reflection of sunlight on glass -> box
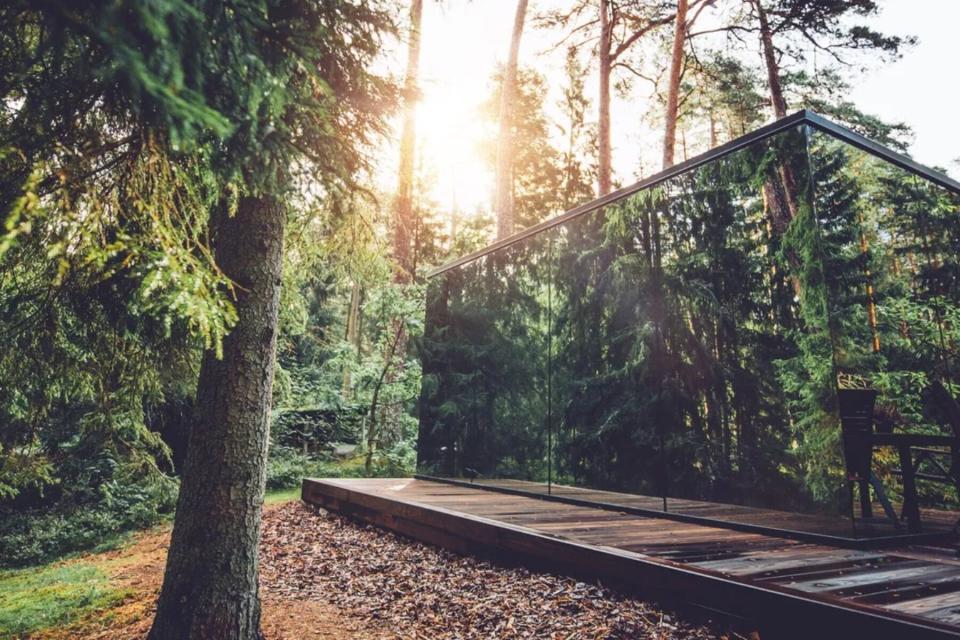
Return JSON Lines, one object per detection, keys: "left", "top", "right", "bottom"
{"left": 416, "top": 87, "right": 492, "bottom": 217}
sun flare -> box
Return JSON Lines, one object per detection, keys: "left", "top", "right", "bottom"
{"left": 414, "top": 87, "right": 493, "bottom": 217}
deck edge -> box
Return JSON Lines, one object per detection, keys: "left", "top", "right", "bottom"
{"left": 302, "top": 477, "right": 960, "bottom": 639}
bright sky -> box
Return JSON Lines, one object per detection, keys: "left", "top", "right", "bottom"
{"left": 850, "top": 0, "right": 960, "bottom": 174}
{"left": 384, "top": 0, "right": 960, "bottom": 217}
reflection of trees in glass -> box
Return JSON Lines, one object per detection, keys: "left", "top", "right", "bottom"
{"left": 549, "top": 127, "right": 834, "bottom": 509}
{"left": 810, "top": 132, "right": 960, "bottom": 508}
{"left": 550, "top": 202, "right": 666, "bottom": 495}
{"left": 418, "top": 238, "right": 551, "bottom": 480}
{"left": 660, "top": 140, "right": 801, "bottom": 502}
{"left": 775, "top": 131, "right": 847, "bottom": 505}
{"left": 659, "top": 128, "right": 828, "bottom": 507}
{"left": 418, "top": 123, "right": 960, "bottom": 518}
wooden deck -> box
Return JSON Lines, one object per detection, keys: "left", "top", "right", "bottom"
{"left": 438, "top": 477, "right": 959, "bottom": 544}
{"left": 302, "top": 477, "right": 960, "bottom": 639}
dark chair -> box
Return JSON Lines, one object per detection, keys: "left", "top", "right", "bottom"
{"left": 838, "top": 388, "right": 881, "bottom": 520}
{"left": 893, "top": 381, "right": 960, "bottom": 531}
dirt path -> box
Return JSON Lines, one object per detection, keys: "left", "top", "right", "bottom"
{"left": 30, "top": 502, "right": 388, "bottom": 640}
{"left": 28, "top": 501, "right": 730, "bottom": 640}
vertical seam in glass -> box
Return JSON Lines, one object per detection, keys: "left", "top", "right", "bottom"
{"left": 547, "top": 232, "right": 553, "bottom": 494}
{"left": 802, "top": 123, "right": 857, "bottom": 536}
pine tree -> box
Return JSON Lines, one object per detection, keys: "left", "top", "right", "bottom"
{"left": 494, "top": 0, "right": 530, "bottom": 240}
{"left": 0, "top": 2, "right": 395, "bottom": 636}
{"left": 538, "top": 1, "right": 675, "bottom": 194}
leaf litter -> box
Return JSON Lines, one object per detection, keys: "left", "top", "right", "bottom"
{"left": 260, "top": 501, "right": 741, "bottom": 640}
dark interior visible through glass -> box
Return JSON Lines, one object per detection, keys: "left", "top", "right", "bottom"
{"left": 416, "top": 114, "right": 960, "bottom": 541}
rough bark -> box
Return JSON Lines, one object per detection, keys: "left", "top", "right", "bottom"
{"left": 149, "top": 194, "right": 285, "bottom": 640}
{"left": 597, "top": 0, "right": 613, "bottom": 196}
{"left": 752, "top": 0, "right": 799, "bottom": 252}
{"left": 393, "top": 0, "right": 424, "bottom": 283}
{"left": 662, "top": 0, "right": 689, "bottom": 169}
{"left": 494, "top": 0, "right": 529, "bottom": 240}
{"left": 595, "top": 1, "right": 673, "bottom": 193}
{"left": 754, "top": 0, "right": 787, "bottom": 119}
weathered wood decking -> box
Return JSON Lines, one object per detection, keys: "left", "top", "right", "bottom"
{"left": 302, "top": 477, "right": 960, "bottom": 639}
{"left": 429, "top": 477, "right": 958, "bottom": 545}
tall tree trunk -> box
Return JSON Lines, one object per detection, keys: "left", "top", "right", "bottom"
{"left": 662, "top": 0, "right": 689, "bottom": 169}
{"left": 494, "top": 0, "right": 529, "bottom": 240}
{"left": 857, "top": 216, "right": 881, "bottom": 352}
{"left": 393, "top": 0, "right": 424, "bottom": 283}
{"left": 752, "top": 0, "right": 799, "bottom": 248}
{"left": 753, "top": 0, "right": 787, "bottom": 119}
{"left": 598, "top": 0, "right": 613, "bottom": 196}
{"left": 149, "top": 194, "right": 285, "bottom": 640}
{"left": 379, "top": 0, "right": 423, "bottom": 467}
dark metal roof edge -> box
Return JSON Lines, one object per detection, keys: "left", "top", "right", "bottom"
{"left": 427, "top": 109, "right": 960, "bottom": 279}
{"left": 803, "top": 111, "right": 960, "bottom": 194}
{"left": 426, "top": 110, "right": 807, "bottom": 278}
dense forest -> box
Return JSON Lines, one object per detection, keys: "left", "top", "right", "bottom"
{"left": 418, "top": 121, "right": 960, "bottom": 532}
{"left": 0, "top": 0, "right": 955, "bottom": 638}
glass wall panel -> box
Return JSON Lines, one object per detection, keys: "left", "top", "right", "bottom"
{"left": 417, "top": 117, "right": 960, "bottom": 540}
{"left": 546, "top": 124, "right": 854, "bottom": 535}
{"left": 417, "top": 230, "right": 553, "bottom": 490}
{"left": 549, "top": 204, "right": 669, "bottom": 509}
{"left": 809, "top": 129, "right": 960, "bottom": 534}
{"left": 649, "top": 124, "right": 854, "bottom": 534}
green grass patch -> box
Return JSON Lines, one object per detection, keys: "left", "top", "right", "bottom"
{"left": 264, "top": 487, "right": 301, "bottom": 505}
{"left": 0, "top": 562, "right": 126, "bottom": 637}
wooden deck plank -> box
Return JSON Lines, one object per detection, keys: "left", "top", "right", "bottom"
{"left": 785, "top": 561, "right": 943, "bottom": 593}
{"left": 443, "top": 477, "right": 958, "bottom": 543}
{"left": 886, "top": 591, "right": 960, "bottom": 624}
{"left": 302, "top": 478, "right": 960, "bottom": 638}
{"left": 694, "top": 548, "right": 882, "bottom": 576}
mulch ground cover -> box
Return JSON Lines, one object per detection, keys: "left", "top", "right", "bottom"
{"left": 260, "top": 501, "right": 743, "bottom": 640}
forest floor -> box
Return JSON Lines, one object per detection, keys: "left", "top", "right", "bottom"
{"left": 2, "top": 491, "right": 742, "bottom": 640}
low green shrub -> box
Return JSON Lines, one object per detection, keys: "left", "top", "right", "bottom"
{"left": 265, "top": 441, "right": 415, "bottom": 490}
{"left": 266, "top": 446, "right": 314, "bottom": 490}
{"left": 270, "top": 405, "right": 362, "bottom": 453}
{"left": 0, "top": 477, "right": 177, "bottom": 568}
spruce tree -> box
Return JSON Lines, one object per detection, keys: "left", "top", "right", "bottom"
{"left": 0, "top": 2, "right": 394, "bottom": 637}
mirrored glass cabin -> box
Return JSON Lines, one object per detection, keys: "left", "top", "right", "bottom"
{"left": 416, "top": 111, "right": 960, "bottom": 544}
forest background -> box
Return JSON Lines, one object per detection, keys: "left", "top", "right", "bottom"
{"left": 0, "top": 0, "right": 956, "bottom": 571}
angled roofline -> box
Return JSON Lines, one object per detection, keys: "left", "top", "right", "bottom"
{"left": 428, "top": 109, "right": 960, "bottom": 278}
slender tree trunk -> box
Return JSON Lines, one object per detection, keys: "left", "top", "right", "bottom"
{"left": 598, "top": 0, "right": 613, "bottom": 196}
{"left": 393, "top": 0, "right": 424, "bottom": 283}
{"left": 365, "top": 323, "right": 405, "bottom": 475}
{"left": 753, "top": 0, "right": 787, "bottom": 119}
{"left": 341, "top": 281, "right": 363, "bottom": 398}
{"left": 709, "top": 109, "right": 718, "bottom": 147}
{"left": 494, "top": 0, "right": 529, "bottom": 240}
{"left": 149, "top": 195, "right": 285, "bottom": 640}
{"left": 753, "top": 0, "right": 799, "bottom": 244}
{"left": 857, "top": 216, "right": 881, "bottom": 352}
{"left": 662, "top": 0, "right": 689, "bottom": 169}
